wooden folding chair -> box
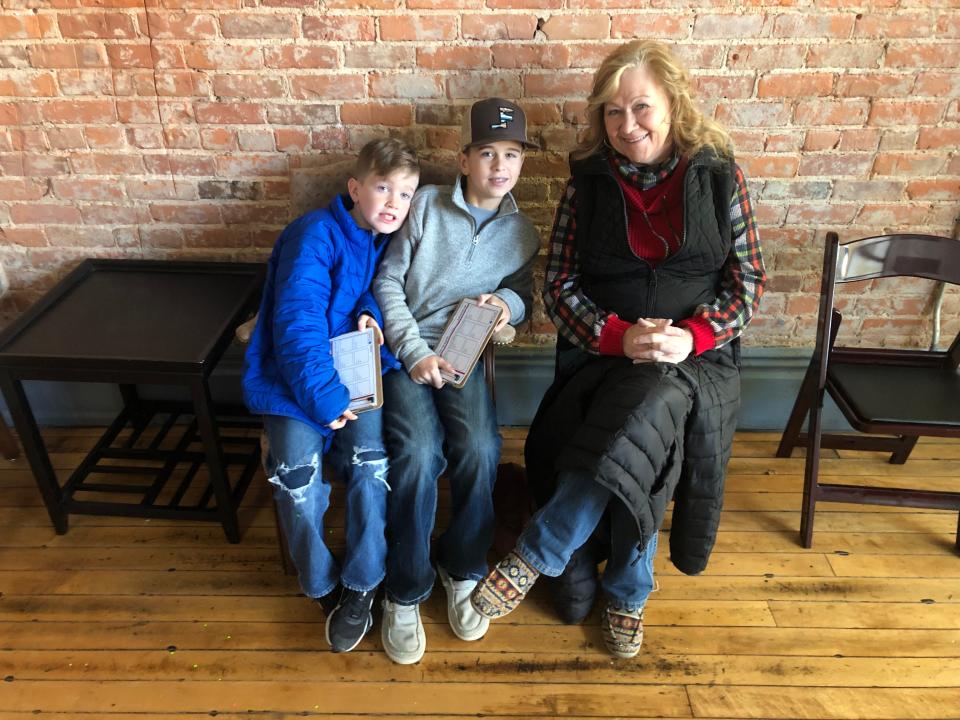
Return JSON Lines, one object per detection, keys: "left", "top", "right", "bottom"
{"left": 776, "top": 232, "right": 960, "bottom": 550}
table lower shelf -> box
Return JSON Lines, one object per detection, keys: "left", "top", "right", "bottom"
{"left": 60, "top": 400, "right": 261, "bottom": 523}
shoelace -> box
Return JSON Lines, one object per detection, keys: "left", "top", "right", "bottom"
{"left": 343, "top": 591, "right": 373, "bottom": 620}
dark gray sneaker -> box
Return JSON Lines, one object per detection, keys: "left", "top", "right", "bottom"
{"left": 325, "top": 588, "right": 376, "bottom": 653}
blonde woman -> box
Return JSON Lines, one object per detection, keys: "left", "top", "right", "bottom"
{"left": 472, "top": 40, "right": 767, "bottom": 658}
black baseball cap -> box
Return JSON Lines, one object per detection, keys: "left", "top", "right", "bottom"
{"left": 460, "top": 97, "right": 540, "bottom": 151}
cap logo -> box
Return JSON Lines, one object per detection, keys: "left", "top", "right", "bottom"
{"left": 490, "top": 106, "right": 514, "bottom": 130}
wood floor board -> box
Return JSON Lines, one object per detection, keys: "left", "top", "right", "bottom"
{"left": 2, "top": 427, "right": 960, "bottom": 718}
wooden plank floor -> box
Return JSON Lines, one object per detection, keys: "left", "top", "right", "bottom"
{"left": 1, "top": 427, "right": 960, "bottom": 719}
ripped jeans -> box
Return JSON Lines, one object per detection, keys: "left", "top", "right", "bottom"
{"left": 263, "top": 412, "right": 389, "bottom": 598}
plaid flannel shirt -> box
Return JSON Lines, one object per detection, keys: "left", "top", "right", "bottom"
{"left": 544, "top": 152, "right": 766, "bottom": 354}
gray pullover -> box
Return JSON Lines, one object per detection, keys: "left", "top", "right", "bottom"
{"left": 373, "top": 176, "right": 540, "bottom": 372}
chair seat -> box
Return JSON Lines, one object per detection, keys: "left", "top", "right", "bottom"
{"left": 829, "top": 362, "right": 960, "bottom": 427}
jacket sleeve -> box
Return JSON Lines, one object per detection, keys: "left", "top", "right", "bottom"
{"left": 354, "top": 289, "right": 383, "bottom": 328}
{"left": 373, "top": 197, "right": 434, "bottom": 371}
{"left": 272, "top": 230, "right": 350, "bottom": 427}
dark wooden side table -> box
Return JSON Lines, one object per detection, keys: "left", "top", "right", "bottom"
{"left": 0, "top": 259, "right": 265, "bottom": 542}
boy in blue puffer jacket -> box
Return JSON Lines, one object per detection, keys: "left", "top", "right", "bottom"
{"left": 243, "top": 138, "right": 419, "bottom": 654}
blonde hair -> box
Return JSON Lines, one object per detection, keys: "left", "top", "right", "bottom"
{"left": 573, "top": 40, "right": 734, "bottom": 161}
{"left": 354, "top": 137, "right": 420, "bottom": 181}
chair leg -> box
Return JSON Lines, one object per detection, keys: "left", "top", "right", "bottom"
{"left": 889, "top": 436, "right": 919, "bottom": 465}
{"left": 799, "top": 390, "right": 826, "bottom": 549}
{"left": 0, "top": 416, "right": 19, "bottom": 460}
{"left": 777, "top": 363, "right": 815, "bottom": 458}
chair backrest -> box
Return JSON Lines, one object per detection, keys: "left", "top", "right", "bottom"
{"left": 812, "top": 232, "right": 960, "bottom": 388}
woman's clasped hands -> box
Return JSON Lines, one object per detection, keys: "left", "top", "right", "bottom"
{"left": 622, "top": 318, "right": 694, "bottom": 365}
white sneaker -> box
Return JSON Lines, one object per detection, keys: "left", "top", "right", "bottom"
{"left": 381, "top": 599, "right": 426, "bottom": 665}
{"left": 438, "top": 566, "right": 490, "bottom": 641}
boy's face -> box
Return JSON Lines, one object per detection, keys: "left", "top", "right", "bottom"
{"left": 458, "top": 141, "right": 525, "bottom": 211}
{"left": 348, "top": 169, "right": 419, "bottom": 234}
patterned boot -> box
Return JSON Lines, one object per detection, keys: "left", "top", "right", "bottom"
{"left": 470, "top": 550, "right": 540, "bottom": 619}
{"left": 601, "top": 604, "right": 644, "bottom": 659}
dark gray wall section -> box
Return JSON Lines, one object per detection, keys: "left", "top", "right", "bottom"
{"left": 1, "top": 344, "right": 850, "bottom": 431}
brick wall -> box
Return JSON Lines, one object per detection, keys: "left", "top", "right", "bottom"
{"left": 1, "top": 0, "right": 958, "bottom": 350}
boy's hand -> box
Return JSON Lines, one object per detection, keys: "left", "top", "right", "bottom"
{"left": 410, "top": 355, "right": 456, "bottom": 388}
{"left": 357, "top": 313, "right": 384, "bottom": 346}
{"left": 327, "top": 409, "right": 358, "bottom": 430}
{"left": 623, "top": 318, "right": 693, "bottom": 364}
{"left": 477, "top": 293, "right": 511, "bottom": 332}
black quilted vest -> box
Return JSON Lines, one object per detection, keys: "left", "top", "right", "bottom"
{"left": 569, "top": 148, "right": 735, "bottom": 329}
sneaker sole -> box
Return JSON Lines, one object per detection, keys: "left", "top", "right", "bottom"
{"left": 325, "top": 610, "right": 373, "bottom": 653}
{"left": 437, "top": 567, "right": 489, "bottom": 642}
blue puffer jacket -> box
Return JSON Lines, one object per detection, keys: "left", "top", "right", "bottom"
{"left": 243, "top": 194, "right": 400, "bottom": 440}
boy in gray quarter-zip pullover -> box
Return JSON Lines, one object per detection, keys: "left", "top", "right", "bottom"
{"left": 372, "top": 97, "right": 540, "bottom": 665}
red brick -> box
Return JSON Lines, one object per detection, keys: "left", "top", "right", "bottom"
{"left": 873, "top": 152, "right": 945, "bottom": 175}
{"left": 798, "top": 153, "right": 874, "bottom": 177}
{"left": 47, "top": 127, "right": 87, "bottom": 150}
{"left": 266, "top": 103, "right": 337, "bottom": 125}
{"left": 22, "top": 154, "right": 70, "bottom": 177}
{"left": 220, "top": 13, "right": 298, "bottom": 39}
{"left": 0, "top": 46, "right": 29, "bottom": 68}
{"left": 806, "top": 42, "right": 883, "bottom": 68}
{"left": 695, "top": 74, "right": 758, "bottom": 99}
{"left": 562, "top": 100, "right": 587, "bottom": 125}
{"left": 212, "top": 74, "right": 285, "bottom": 98}
{"left": 11, "top": 128, "right": 47, "bottom": 152}
{"left": 868, "top": 101, "right": 944, "bottom": 126}
{"left": 887, "top": 42, "right": 960, "bottom": 69}
{"left": 854, "top": 12, "right": 935, "bottom": 38}
{"left": 408, "top": 0, "right": 482, "bottom": 6}
{"left": 340, "top": 102, "right": 412, "bottom": 126}
{"left": 0, "top": 228, "right": 47, "bottom": 247}
{"left": 146, "top": 11, "right": 217, "bottom": 39}
{"left": 302, "top": 14, "right": 374, "bottom": 41}
{"left": 156, "top": 71, "right": 209, "bottom": 97}
{"left": 611, "top": 13, "right": 690, "bottom": 40}
{"left": 344, "top": 44, "right": 415, "bottom": 69}
{"left": 425, "top": 126, "right": 460, "bottom": 151}
{"left": 42, "top": 99, "right": 117, "bottom": 124}
{"left": 486, "top": 0, "right": 559, "bottom": 7}
{"left": 418, "top": 46, "right": 490, "bottom": 70}
{"left": 727, "top": 43, "right": 805, "bottom": 70}
{"left": 139, "top": 226, "right": 183, "bottom": 249}
{"left": 462, "top": 13, "right": 537, "bottom": 40}
{"left": 773, "top": 13, "right": 855, "bottom": 37}
{"left": 519, "top": 101, "right": 561, "bottom": 125}
{"left": 50, "top": 178, "right": 125, "bottom": 201}
{"left": 291, "top": 74, "right": 365, "bottom": 100}
{"left": 913, "top": 72, "right": 960, "bottom": 97}
{"left": 917, "top": 127, "right": 960, "bottom": 149}
{"left": 29, "top": 43, "right": 108, "bottom": 68}
{"left": 838, "top": 128, "right": 880, "bottom": 151}
{"left": 184, "top": 44, "right": 262, "bottom": 70}
{"left": 194, "top": 102, "right": 266, "bottom": 124}
{"left": 45, "top": 227, "right": 117, "bottom": 247}
{"left": 116, "top": 99, "right": 160, "bottom": 123}
{"left": 764, "top": 131, "right": 804, "bottom": 152}
{"left": 80, "top": 126, "right": 122, "bottom": 150}
{"left": 274, "top": 128, "right": 311, "bottom": 152}
{"left": 369, "top": 72, "right": 442, "bottom": 99}
{"left": 729, "top": 130, "right": 765, "bottom": 153}
{"left": 150, "top": 43, "right": 185, "bottom": 70}
{"left": 905, "top": 179, "right": 960, "bottom": 200}
{"left": 0, "top": 13, "right": 45, "bottom": 39}
{"left": 785, "top": 203, "right": 859, "bottom": 225}
{"left": 716, "top": 101, "right": 791, "bottom": 127}
{"left": 199, "top": 128, "right": 238, "bottom": 150}
{"left": 162, "top": 126, "right": 199, "bottom": 149}
{"left": 126, "top": 179, "right": 178, "bottom": 200}
{"left": 57, "top": 11, "right": 140, "bottom": 38}
{"left": 694, "top": 13, "right": 766, "bottom": 39}
{"left": 793, "top": 99, "right": 870, "bottom": 126}
{"left": 379, "top": 15, "right": 456, "bottom": 41}
{"left": 522, "top": 71, "right": 592, "bottom": 98}
{"left": 221, "top": 203, "right": 289, "bottom": 225}
{"left": 450, "top": 72, "right": 523, "bottom": 99}
{"left": 70, "top": 152, "right": 144, "bottom": 175}
{"left": 540, "top": 14, "right": 610, "bottom": 40}
{"left": 264, "top": 44, "right": 339, "bottom": 69}
{"left": 107, "top": 44, "right": 153, "bottom": 69}
{"left": 216, "top": 154, "right": 289, "bottom": 177}
{"left": 238, "top": 129, "right": 275, "bottom": 152}
{"left": 10, "top": 203, "right": 83, "bottom": 224}
{"left": 311, "top": 127, "right": 349, "bottom": 151}
{"left": 56, "top": 69, "right": 115, "bottom": 96}
{"left": 0, "top": 72, "right": 58, "bottom": 97}
{"left": 758, "top": 73, "right": 834, "bottom": 98}
{"left": 325, "top": 0, "right": 395, "bottom": 8}
{"left": 150, "top": 202, "right": 221, "bottom": 224}
{"left": 856, "top": 203, "right": 930, "bottom": 226}
{"left": 836, "top": 73, "right": 914, "bottom": 97}
{"left": 738, "top": 155, "right": 800, "bottom": 178}
{"left": 565, "top": 42, "right": 623, "bottom": 70}
{"left": 673, "top": 43, "right": 727, "bottom": 70}
{"left": 0, "top": 178, "right": 46, "bottom": 201}
{"left": 831, "top": 180, "right": 904, "bottom": 201}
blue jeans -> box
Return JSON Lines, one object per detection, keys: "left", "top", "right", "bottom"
{"left": 264, "top": 411, "right": 388, "bottom": 598}
{"left": 517, "top": 469, "right": 658, "bottom": 611}
{"left": 382, "top": 368, "right": 501, "bottom": 604}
